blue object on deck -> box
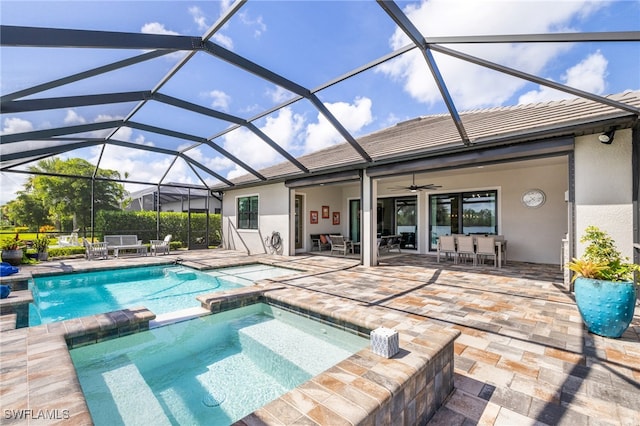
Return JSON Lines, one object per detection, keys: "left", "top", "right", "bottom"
{"left": 0, "top": 262, "right": 19, "bottom": 277}
{"left": 0, "top": 285, "right": 11, "bottom": 299}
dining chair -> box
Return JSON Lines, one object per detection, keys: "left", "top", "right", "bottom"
{"left": 476, "top": 236, "right": 497, "bottom": 267}
{"left": 437, "top": 236, "right": 456, "bottom": 263}
{"left": 456, "top": 236, "right": 476, "bottom": 266}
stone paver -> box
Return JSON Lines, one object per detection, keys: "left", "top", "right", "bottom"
{"left": 1, "top": 250, "right": 638, "bottom": 425}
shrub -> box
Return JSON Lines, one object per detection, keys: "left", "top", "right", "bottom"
{"left": 566, "top": 226, "right": 640, "bottom": 283}
{"left": 39, "top": 225, "right": 56, "bottom": 234}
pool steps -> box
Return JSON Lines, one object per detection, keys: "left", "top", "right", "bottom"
{"left": 238, "top": 319, "right": 360, "bottom": 378}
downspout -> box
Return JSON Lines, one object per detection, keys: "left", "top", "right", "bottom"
{"left": 632, "top": 124, "right": 639, "bottom": 268}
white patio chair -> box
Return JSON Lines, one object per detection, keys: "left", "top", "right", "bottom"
{"left": 58, "top": 230, "right": 79, "bottom": 246}
{"left": 456, "top": 236, "right": 477, "bottom": 266}
{"left": 476, "top": 236, "right": 497, "bottom": 267}
{"left": 437, "top": 236, "right": 456, "bottom": 263}
{"left": 150, "top": 234, "right": 172, "bottom": 256}
{"left": 329, "top": 235, "right": 351, "bottom": 256}
{"left": 83, "top": 239, "right": 108, "bottom": 260}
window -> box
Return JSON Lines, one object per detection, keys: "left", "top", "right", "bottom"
{"left": 429, "top": 190, "right": 498, "bottom": 250}
{"left": 237, "top": 196, "right": 259, "bottom": 229}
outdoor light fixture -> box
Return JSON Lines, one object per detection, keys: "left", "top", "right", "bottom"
{"left": 598, "top": 129, "right": 615, "bottom": 144}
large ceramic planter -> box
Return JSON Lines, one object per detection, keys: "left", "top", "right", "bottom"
{"left": 574, "top": 277, "right": 637, "bottom": 338}
{"left": 1, "top": 249, "right": 23, "bottom": 266}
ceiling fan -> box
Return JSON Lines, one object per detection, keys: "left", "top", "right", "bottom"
{"left": 389, "top": 174, "right": 442, "bottom": 192}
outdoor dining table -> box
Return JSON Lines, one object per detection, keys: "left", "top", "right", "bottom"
{"left": 439, "top": 235, "right": 507, "bottom": 268}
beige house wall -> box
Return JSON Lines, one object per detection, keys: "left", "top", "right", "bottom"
{"left": 574, "top": 129, "right": 634, "bottom": 259}
{"left": 222, "top": 183, "right": 290, "bottom": 255}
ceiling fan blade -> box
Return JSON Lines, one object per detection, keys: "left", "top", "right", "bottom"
{"left": 417, "top": 184, "right": 442, "bottom": 190}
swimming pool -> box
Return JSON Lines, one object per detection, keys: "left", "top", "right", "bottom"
{"left": 71, "top": 303, "right": 369, "bottom": 425}
{"left": 29, "top": 264, "right": 298, "bottom": 326}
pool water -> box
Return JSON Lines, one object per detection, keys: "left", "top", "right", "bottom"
{"left": 71, "top": 303, "right": 369, "bottom": 425}
{"left": 29, "top": 264, "right": 298, "bottom": 326}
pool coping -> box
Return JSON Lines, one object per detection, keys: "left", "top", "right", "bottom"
{"left": 1, "top": 257, "right": 460, "bottom": 425}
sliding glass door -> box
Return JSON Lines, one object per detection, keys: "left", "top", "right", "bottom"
{"left": 429, "top": 190, "right": 497, "bottom": 250}
{"left": 377, "top": 196, "right": 417, "bottom": 250}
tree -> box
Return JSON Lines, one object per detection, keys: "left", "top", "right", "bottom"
{"left": 26, "top": 158, "right": 127, "bottom": 231}
{"left": 4, "top": 192, "right": 49, "bottom": 231}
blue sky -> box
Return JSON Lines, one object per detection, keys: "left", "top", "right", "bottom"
{"left": 1, "top": 0, "right": 639, "bottom": 204}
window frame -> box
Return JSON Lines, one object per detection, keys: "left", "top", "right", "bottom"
{"left": 237, "top": 195, "right": 259, "bottom": 230}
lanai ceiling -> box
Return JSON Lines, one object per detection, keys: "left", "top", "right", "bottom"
{"left": 1, "top": 0, "right": 639, "bottom": 199}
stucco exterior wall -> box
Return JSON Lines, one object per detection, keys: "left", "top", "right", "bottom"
{"left": 222, "top": 183, "right": 290, "bottom": 255}
{"left": 574, "top": 129, "right": 634, "bottom": 258}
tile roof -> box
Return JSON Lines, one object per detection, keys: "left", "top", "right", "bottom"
{"left": 224, "top": 91, "right": 640, "bottom": 187}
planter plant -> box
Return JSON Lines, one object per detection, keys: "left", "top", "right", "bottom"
{"left": 32, "top": 236, "right": 50, "bottom": 261}
{"left": 1, "top": 233, "right": 26, "bottom": 266}
{"left": 566, "top": 226, "right": 640, "bottom": 338}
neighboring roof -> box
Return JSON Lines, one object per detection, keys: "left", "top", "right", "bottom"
{"left": 225, "top": 91, "right": 640, "bottom": 187}
{"left": 128, "top": 184, "right": 211, "bottom": 199}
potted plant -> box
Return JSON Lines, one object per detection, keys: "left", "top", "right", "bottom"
{"left": 566, "top": 226, "right": 640, "bottom": 338}
{"left": 32, "top": 235, "right": 50, "bottom": 261}
{"left": 1, "top": 233, "right": 26, "bottom": 266}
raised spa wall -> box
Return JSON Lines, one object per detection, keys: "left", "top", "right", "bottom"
{"left": 198, "top": 285, "right": 460, "bottom": 425}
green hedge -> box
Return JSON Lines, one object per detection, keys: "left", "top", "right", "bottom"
{"left": 49, "top": 246, "right": 86, "bottom": 257}
{"left": 93, "top": 211, "right": 221, "bottom": 247}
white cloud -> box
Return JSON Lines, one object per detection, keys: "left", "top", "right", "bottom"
{"left": 222, "top": 97, "right": 372, "bottom": 178}
{"left": 239, "top": 11, "right": 267, "bottom": 38}
{"left": 212, "top": 33, "right": 233, "bottom": 50}
{"left": 1, "top": 117, "right": 33, "bottom": 134}
{"left": 189, "top": 6, "right": 208, "bottom": 31}
{"left": 304, "top": 97, "right": 373, "bottom": 153}
{"left": 377, "top": 0, "right": 606, "bottom": 109}
{"left": 182, "top": 146, "right": 235, "bottom": 174}
{"left": 210, "top": 1, "right": 235, "bottom": 49}
{"left": 141, "top": 22, "right": 179, "bottom": 36}
{"left": 0, "top": 172, "right": 27, "bottom": 205}
{"left": 266, "top": 85, "right": 294, "bottom": 104}
{"left": 518, "top": 51, "right": 608, "bottom": 104}
{"left": 140, "top": 23, "right": 186, "bottom": 60}
{"left": 203, "top": 89, "right": 232, "bottom": 111}
{"left": 563, "top": 51, "right": 608, "bottom": 93}
{"left": 223, "top": 107, "right": 305, "bottom": 179}
{"left": 64, "top": 110, "right": 86, "bottom": 125}
{"left": 219, "top": 0, "right": 234, "bottom": 16}
{"left": 89, "top": 113, "right": 126, "bottom": 139}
